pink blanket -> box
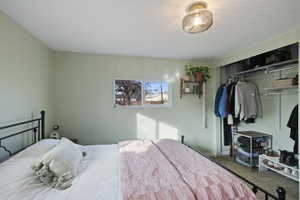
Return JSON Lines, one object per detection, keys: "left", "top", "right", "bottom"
{"left": 119, "top": 139, "right": 256, "bottom": 200}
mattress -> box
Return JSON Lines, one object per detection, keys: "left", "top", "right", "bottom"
{"left": 0, "top": 139, "right": 122, "bottom": 200}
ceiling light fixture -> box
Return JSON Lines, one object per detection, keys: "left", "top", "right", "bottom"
{"left": 182, "top": 1, "right": 213, "bottom": 33}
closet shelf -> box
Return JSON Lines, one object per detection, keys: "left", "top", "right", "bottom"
{"left": 233, "top": 59, "right": 298, "bottom": 77}
{"left": 263, "top": 85, "right": 298, "bottom": 92}
{"left": 262, "top": 85, "right": 298, "bottom": 96}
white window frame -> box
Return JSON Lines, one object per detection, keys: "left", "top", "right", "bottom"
{"left": 113, "top": 79, "right": 172, "bottom": 108}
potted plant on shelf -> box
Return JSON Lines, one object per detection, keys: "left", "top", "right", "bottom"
{"left": 185, "top": 64, "right": 210, "bottom": 81}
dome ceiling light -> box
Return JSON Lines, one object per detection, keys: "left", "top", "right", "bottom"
{"left": 182, "top": 1, "right": 213, "bottom": 33}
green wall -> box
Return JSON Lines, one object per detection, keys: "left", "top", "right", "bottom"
{"left": 0, "top": 10, "right": 53, "bottom": 134}
{"left": 52, "top": 52, "right": 216, "bottom": 153}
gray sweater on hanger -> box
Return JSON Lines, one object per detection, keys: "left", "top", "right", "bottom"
{"left": 235, "top": 81, "right": 263, "bottom": 120}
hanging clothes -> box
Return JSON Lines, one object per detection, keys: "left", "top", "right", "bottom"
{"left": 226, "top": 82, "right": 240, "bottom": 125}
{"left": 227, "top": 83, "right": 236, "bottom": 115}
{"left": 218, "top": 85, "right": 229, "bottom": 118}
{"left": 287, "top": 105, "right": 298, "bottom": 154}
{"left": 215, "top": 84, "right": 232, "bottom": 146}
{"left": 214, "top": 79, "right": 263, "bottom": 148}
{"left": 234, "top": 81, "right": 263, "bottom": 121}
{"left": 214, "top": 84, "right": 225, "bottom": 117}
{"left": 215, "top": 80, "right": 262, "bottom": 123}
{"left": 223, "top": 118, "right": 232, "bottom": 145}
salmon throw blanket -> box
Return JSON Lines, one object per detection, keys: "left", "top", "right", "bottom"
{"left": 119, "top": 139, "right": 256, "bottom": 200}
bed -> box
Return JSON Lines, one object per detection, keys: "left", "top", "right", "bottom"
{"left": 0, "top": 139, "right": 122, "bottom": 200}
{"left": 0, "top": 111, "right": 286, "bottom": 200}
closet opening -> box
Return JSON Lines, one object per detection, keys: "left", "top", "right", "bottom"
{"left": 214, "top": 43, "right": 299, "bottom": 200}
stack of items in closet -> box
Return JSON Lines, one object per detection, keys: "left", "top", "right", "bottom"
{"left": 235, "top": 133, "right": 270, "bottom": 168}
{"left": 214, "top": 78, "right": 263, "bottom": 147}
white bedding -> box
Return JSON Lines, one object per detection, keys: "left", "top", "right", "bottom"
{"left": 0, "top": 139, "right": 122, "bottom": 200}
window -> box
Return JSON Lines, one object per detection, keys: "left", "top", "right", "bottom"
{"left": 114, "top": 80, "right": 171, "bottom": 107}
{"left": 114, "top": 80, "right": 142, "bottom": 106}
{"left": 144, "top": 81, "right": 169, "bottom": 105}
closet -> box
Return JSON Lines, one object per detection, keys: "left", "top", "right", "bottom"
{"left": 217, "top": 43, "right": 298, "bottom": 161}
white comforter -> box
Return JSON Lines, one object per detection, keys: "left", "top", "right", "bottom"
{"left": 0, "top": 139, "right": 122, "bottom": 200}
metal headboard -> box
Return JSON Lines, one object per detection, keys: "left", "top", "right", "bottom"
{"left": 0, "top": 111, "right": 45, "bottom": 157}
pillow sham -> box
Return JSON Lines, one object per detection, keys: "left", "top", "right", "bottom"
{"left": 32, "top": 137, "right": 83, "bottom": 190}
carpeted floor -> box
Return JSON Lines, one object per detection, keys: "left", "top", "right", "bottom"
{"left": 213, "top": 156, "right": 299, "bottom": 200}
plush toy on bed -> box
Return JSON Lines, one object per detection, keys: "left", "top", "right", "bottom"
{"left": 31, "top": 138, "right": 83, "bottom": 190}
{"left": 32, "top": 162, "right": 73, "bottom": 190}
{"left": 49, "top": 125, "right": 61, "bottom": 139}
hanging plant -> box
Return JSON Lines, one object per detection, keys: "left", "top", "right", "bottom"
{"left": 185, "top": 64, "right": 211, "bottom": 81}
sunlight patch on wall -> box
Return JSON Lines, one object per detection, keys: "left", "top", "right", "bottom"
{"left": 158, "top": 122, "right": 178, "bottom": 140}
{"left": 136, "top": 113, "right": 157, "bottom": 140}
{"left": 136, "top": 113, "right": 179, "bottom": 140}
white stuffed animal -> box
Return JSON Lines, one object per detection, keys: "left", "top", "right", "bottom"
{"left": 49, "top": 125, "right": 61, "bottom": 139}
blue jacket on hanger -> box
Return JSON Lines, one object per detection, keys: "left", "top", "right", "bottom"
{"left": 218, "top": 85, "right": 229, "bottom": 118}
{"left": 214, "top": 84, "right": 225, "bottom": 117}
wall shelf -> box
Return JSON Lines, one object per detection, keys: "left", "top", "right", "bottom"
{"left": 180, "top": 79, "right": 203, "bottom": 98}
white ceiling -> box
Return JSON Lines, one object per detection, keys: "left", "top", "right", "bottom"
{"left": 0, "top": 0, "right": 299, "bottom": 59}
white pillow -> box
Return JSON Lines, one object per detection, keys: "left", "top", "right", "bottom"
{"left": 39, "top": 137, "right": 83, "bottom": 177}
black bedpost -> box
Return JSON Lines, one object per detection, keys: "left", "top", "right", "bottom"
{"left": 276, "top": 187, "right": 286, "bottom": 200}
{"left": 33, "top": 128, "right": 37, "bottom": 143}
{"left": 181, "top": 135, "right": 184, "bottom": 144}
{"left": 252, "top": 186, "right": 258, "bottom": 194}
{"left": 40, "top": 110, "right": 45, "bottom": 139}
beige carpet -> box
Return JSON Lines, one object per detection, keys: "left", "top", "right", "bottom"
{"left": 213, "top": 156, "right": 299, "bottom": 200}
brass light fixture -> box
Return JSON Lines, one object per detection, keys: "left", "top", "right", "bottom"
{"left": 182, "top": 1, "right": 213, "bottom": 33}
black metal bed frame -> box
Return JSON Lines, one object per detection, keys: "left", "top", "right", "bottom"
{"left": 181, "top": 136, "right": 287, "bottom": 200}
{"left": 0, "top": 112, "right": 287, "bottom": 200}
{"left": 0, "top": 111, "right": 45, "bottom": 157}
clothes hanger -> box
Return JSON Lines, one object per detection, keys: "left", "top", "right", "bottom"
{"left": 227, "top": 77, "right": 233, "bottom": 84}
{"left": 238, "top": 75, "right": 246, "bottom": 82}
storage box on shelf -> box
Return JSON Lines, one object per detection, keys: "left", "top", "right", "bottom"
{"left": 233, "top": 131, "right": 272, "bottom": 169}
{"left": 259, "top": 154, "right": 299, "bottom": 182}
{"left": 272, "top": 78, "right": 297, "bottom": 89}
